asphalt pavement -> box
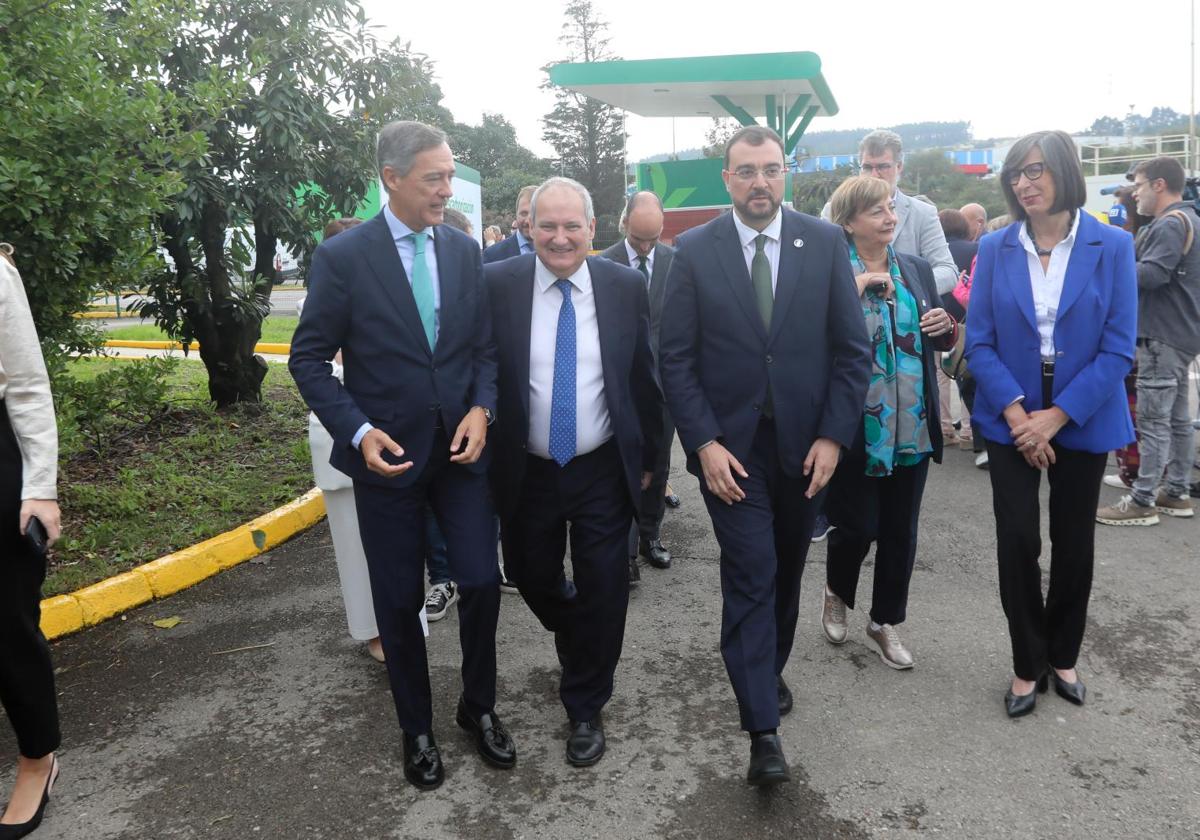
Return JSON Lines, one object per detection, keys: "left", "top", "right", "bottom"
{"left": 4, "top": 441, "right": 1199, "bottom": 839}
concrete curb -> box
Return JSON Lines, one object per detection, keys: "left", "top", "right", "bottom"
{"left": 40, "top": 488, "right": 326, "bottom": 640}
{"left": 103, "top": 339, "right": 292, "bottom": 355}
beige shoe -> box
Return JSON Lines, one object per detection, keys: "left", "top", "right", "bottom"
{"left": 821, "top": 587, "right": 848, "bottom": 645}
{"left": 1155, "top": 491, "right": 1195, "bottom": 518}
{"left": 1096, "top": 495, "right": 1160, "bottom": 526}
{"left": 866, "top": 623, "right": 914, "bottom": 670}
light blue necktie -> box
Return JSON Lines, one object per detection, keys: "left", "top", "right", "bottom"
{"left": 548, "top": 279, "right": 577, "bottom": 467}
{"left": 409, "top": 232, "right": 436, "bottom": 349}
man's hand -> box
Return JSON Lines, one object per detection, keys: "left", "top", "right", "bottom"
{"left": 20, "top": 499, "right": 61, "bottom": 547}
{"left": 641, "top": 471, "right": 653, "bottom": 491}
{"left": 361, "top": 428, "right": 413, "bottom": 477}
{"left": 803, "top": 437, "right": 841, "bottom": 498}
{"left": 449, "top": 406, "right": 488, "bottom": 464}
{"left": 698, "top": 442, "right": 748, "bottom": 505}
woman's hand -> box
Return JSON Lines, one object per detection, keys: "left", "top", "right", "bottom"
{"left": 1010, "top": 407, "right": 1069, "bottom": 451}
{"left": 20, "top": 499, "right": 62, "bottom": 547}
{"left": 855, "top": 271, "right": 893, "bottom": 299}
{"left": 919, "top": 307, "right": 955, "bottom": 337}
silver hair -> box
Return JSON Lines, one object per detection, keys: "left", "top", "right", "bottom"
{"left": 376, "top": 120, "right": 447, "bottom": 179}
{"left": 530, "top": 177, "right": 594, "bottom": 226}
{"left": 859, "top": 129, "right": 904, "bottom": 162}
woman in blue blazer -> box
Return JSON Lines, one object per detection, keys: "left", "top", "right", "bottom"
{"left": 966, "top": 130, "right": 1136, "bottom": 718}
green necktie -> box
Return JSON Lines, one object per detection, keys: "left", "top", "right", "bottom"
{"left": 409, "top": 231, "right": 436, "bottom": 349}
{"left": 637, "top": 254, "right": 650, "bottom": 286}
{"left": 752, "top": 234, "right": 773, "bottom": 329}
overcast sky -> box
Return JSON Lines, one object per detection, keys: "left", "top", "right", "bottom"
{"left": 360, "top": 0, "right": 1197, "bottom": 161}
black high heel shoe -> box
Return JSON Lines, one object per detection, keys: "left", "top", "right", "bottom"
{"left": 1052, "top": 671, "right": 1086, "bottom": 706}
{"left": 0, "top": 755, "right": 59, "bottom": 839}
{"left": 1004, "top": 672, "right": 1049, "bottom": 718}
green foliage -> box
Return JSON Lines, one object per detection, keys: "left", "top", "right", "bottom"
{"left": 792, "top": 166, "right": 857, "bottom": 216}
{"left": 449, "top": 113, "right": 556, "bottom": 227}
{"left": 540, "top": 1, "right": 626, "bottom": 241}
{"left": 900, "top": 150, "right": 1005, "bottom": 218}
{"left": 107, "top": 315, "right": 298, "bottom": 344}
{"left": 0, "top": 0, "right": 205, "bottom": 366}
{"left": 56, "top": 357, "right": 179, "bottom": 458}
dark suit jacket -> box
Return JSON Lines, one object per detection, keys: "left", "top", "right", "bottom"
{"left": 599, "top": 240, "right": 675, "bottom": 362}
{"left": 659, "top": 208, "right": 872, "bottom": 479}
{"left": 485, "top": 254, "right": 665, "bottom": 519}
{"left": 482, "top": 233, "right": 522, "bottom": 264}
{"left": 289, "top": 212, "right": 498, "bottom": 488}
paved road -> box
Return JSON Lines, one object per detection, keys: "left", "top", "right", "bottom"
{"left": 5, "top": 442, "right": 1199, "bottom": 839}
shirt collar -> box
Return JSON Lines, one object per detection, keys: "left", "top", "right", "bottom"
{"left": 515, "top": 230, "right": 532, "bottom": 251}
{"left": 383, "top": 203, "right": 435, "bottom": 243}
{"left": 732, "top": 209, "right": 782, "bottom": 249}
{"left": 624, "top": 239, "right": 653, "bottom": 267}
{"left": 1016, "top": 210, "right": 1080, "bottom": 254}
{"left": 535, "top": 256, "right": 591, "bottom": 295}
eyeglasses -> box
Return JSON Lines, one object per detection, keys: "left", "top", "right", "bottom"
{"left": 859, "top": 162, "right": 895, "bottom": 175}
{"left": 1007, "top": 162, "right": 1046, "bottom": 185}
{"left": 729, "top": 165, "right": 787, "bottom": 182}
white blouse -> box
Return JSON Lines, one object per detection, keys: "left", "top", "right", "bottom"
{"left": 0, "top": 258, "right": 58, "bottom": 499}
{"left": 1016, "top": 212, "right": 1081, "bottom": 362}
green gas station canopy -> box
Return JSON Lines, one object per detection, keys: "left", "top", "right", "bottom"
{"left": 547, "top": 51, "right": 838, "bottom": 154}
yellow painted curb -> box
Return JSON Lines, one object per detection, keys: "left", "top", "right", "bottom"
{"left": 102, "top": 339, "right": 291, "bottom": 354}
{"left": 40, "top": 488, "right": 326, "bottom": 640}
{"left": 74, "top": 311, "right": 121, "bottom": 319}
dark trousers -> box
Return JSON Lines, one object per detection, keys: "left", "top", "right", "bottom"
{"left": 825, "top": 455, "right": 930, "bottom": 626}
{"left": 984, "top": 433, "right": 1107, "bottom": 681}
{"left": 634, "top": 415, "right": 674, "bottom": 545}
{"left": 352, "top": 427, "right": 500, "bottom": 735}
{"left": 501, "top": 440, "right": 632, "bottom": 722}
{"left": 701, "top": 422, "right": 821, "bottom": 732}
{"left": 0, "top": 403, "right": 61, "bottom": 759}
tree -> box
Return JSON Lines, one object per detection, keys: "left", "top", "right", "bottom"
{"left": 540, "top": 1, "right": 626, "bottom": 243}
{"left": 449, "top": 114, "right": 555, "bottom": 226}
{"left": 792, "top": 166, "right": 856, "bottom": 216}
{"left": 0, "top": 0, "right": 202, "bottom": 369}
{"left": 900, "top": 150, "right": 1005, "bottom": 217}
{"left": 139, "top": 0, "right": 450, "bottom": 405}
{"left": 703, "top": 118, "right": 740, "bottom": 159}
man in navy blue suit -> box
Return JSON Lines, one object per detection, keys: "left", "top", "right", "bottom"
{"left": 289, "top": 121, "right": 515, "bottom": 791}
{"left": 660, "top": 126, "right": 871, "bottom": 785}
{"left": 485, "top": 177, "right": 663, "bottom": 767}
{"left": 482, "top": 184, "right": 537, "bottom": 263}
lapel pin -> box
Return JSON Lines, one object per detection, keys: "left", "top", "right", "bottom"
{"left": 793, "top": 238, "right": 804, "bottom": 248}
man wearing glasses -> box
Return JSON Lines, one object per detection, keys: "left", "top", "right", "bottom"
{"left": 660, "top": 126, "right": 871, "bottom": 786}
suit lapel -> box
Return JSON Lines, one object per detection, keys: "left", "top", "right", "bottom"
{"left": 1056, "top": 215, "right": 1102, "bottom": 322}
{"left": 649, "top": 243, "right": 669, "bottom": 313}
{"left": 509, "top": 256, "right": 535, "bottom": 425}
{"left": 893, "top": 191, "right": 912, "bottom": 241}
{"left": 589, "top": 258, "right": 623, "bottom": 423}
{"left": 713, "top": 214, "right": 768, "bottom": 343}
{"left": 769, "top": 211, "right": 805, "bottom": 346}
{"left": 608, "top": 242, "right": 631, "bottom": 267}
{"left": 999, "top": 227, "right": 1039, "bottom": 335}
{"left": 431, "top": 226, "right": 459, "bottom": 355}
{"left": 362, "top": 214, "right": 432, "bottom": 358}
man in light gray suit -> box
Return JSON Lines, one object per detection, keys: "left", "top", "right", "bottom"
{"left": 601, "top": 191, "right": 675, "bottom": 578}
{"left": 822, "top": 129, "right": 958, "bottom": 295}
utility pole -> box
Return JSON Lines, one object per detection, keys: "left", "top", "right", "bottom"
{"left": 1191, "top": 0, "right": 1196, "bottom": 172}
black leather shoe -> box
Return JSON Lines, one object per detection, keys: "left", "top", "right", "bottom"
{"left": 665, "top": 492, "right": 681, "bottom": 509}
{"left": 1052, "top": 672, "right": 1086, "bottom": 706}
{"left": 639, "top": 539, "right": 672, "bottom": 569}
{"left": 746, "top": 733, "right": 790, "bottom": 786}
{"left": 0, "top": 756, "right": 58, "bottom": 839}
{"left": 627, "top": 556, "right": 641, "bottom": 587}
{"left": 777, "top": 676, "right": 793, "bottom": 716}
{"left": 566, "top": 713, "right": 605, "bottom": 767}
{"left": 1004, "top": 673, "right": 1049, "bottom": 719}
{"left": 402, "top": 732, "right": 444, "bottom": 790}
{"left": 456, "top": 697, "right": 517, "bottom": 769}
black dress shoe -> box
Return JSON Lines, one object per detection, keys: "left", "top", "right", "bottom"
{"left": 1003, "top": 673, "right": 1049, "bottom": 719}
{"left": 627, "top": 556, "right": 641, "bottom": 587}
{"left": 664, "top": 493, "right": 681, "bottom": 509}
{"left": 777, "top": 676, "right": 793, "bottom": 716}
{"left": 639, "top": 539, "right": 672, "bottom": 569}
{"left": 0, "top": 756, "right": 58, "bottom": 839}
{"left": 746, "top": 733, "right": 790, "bottom": 786}
{"left": 1052, "top": 672, "right": 1086, "bottom": 706}
{"left": 455, "top": 696, "right": 517, "bottom": 769}
{"left": 402, "top": 732, "right": 444, "bottom": 790}
{"left": 566, "top": 713, "right": 605, "bottom": 767}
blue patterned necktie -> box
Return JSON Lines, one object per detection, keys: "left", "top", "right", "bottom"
{"left": 548, "top": 279, "right": 577, "bottom": 467}
{"left": 408, "top": 232, "right": 436, "bottom": 349}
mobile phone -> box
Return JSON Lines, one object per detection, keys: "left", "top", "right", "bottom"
{"left": 25, "top": 515, "right": 48, "bottom": 557}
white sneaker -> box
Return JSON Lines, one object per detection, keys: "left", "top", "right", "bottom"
{"left": 423, "top": 582, "right": 459, "bottom": 621}
{"left": 1102, "top": 473, "right": 1130, "bottom": 489}
{"left": 974, "top": 451, "right": 989, "bottom": 469}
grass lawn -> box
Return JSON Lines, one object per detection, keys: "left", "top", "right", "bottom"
{"left": 106, "top": 315, "right": 299, "bottom": 345}
{"left": 47, "top": 358, "right": 314, "bottom": 596}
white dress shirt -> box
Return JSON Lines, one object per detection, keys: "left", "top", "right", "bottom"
{"left": 731, "top": 209, "right": 782, "bottom": 293}
{"left": 0, "top": 259, "right": 58, "bottom": 500}
{"left": 1017, "top": 211, "right": 1080, "bottom": 361}
{"left": 527, "top": 258, "right": 612, "bottom": 459}
{"left": 624, "top": 239, "right": 654, "bottom": 285}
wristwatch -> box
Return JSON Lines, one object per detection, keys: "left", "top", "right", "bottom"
{"left": 478, "top": 407, "right": 494, "bottom": 425}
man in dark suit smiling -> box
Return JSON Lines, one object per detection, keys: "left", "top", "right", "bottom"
{"left": 660, "top": 126, "right": 871, "bottom": 785}
{"left": 486, "top": 177, "right": 663, "bottom": 768}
